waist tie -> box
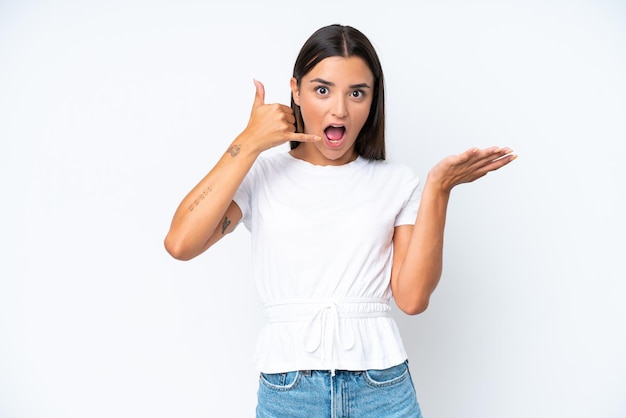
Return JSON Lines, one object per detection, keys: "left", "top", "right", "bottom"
{"left": 264, "top": 298, "right": 391, "bottom": 372}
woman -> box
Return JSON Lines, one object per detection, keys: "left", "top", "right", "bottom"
{"left": 164, "top": 24, "right": 516, "bottom": 417}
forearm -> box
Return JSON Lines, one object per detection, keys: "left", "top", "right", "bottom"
{"left": 164, "top": 136, "right": 259, "bottom": 260}
{"left": 393, "top": 146, "right": 516, "bottom": 314}
{"left": 394, "top": 175, "right": 450, "bottom": 314}
{"left": 164, "top": 78, "right": 325, "bottom": 260}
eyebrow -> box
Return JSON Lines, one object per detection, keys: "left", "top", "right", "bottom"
{"left": 309, "top": 78, "right": 371, "bottom": 89}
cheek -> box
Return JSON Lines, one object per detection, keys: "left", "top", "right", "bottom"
{"left": 299, "top": 100, "right": 323, "bottom": 125}
{"left": 354, "top": 102, "right": 373, "bottom": 126}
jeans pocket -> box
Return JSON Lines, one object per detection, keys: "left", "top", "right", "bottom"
{"left": 259, "top": 371, "right": 301, "bottom": 391}
{"left": 363, "top": 361, "right": 410, "bottom": 388}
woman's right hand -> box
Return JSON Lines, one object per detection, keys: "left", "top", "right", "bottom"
{"left": 240, "top": 79, "right": 320, "bottom": 152}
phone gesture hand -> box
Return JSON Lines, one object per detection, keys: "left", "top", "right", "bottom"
{"left": 242, "top": 79, "right": 320, "bottom": 152}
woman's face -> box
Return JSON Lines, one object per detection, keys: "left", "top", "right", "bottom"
{"left": 290, "top": 56, "right": 374, "bottom": 166}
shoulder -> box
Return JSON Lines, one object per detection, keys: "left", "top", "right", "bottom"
{"left": 256, "top": 150, "right": 289, "bottom": 166}
{"left": 250, "top": 151, "right": 292, "bottom": 175}
{"left": 363, "top": 158, "right": 419, "bottom": 183}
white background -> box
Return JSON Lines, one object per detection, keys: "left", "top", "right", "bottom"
{"left": 1, "top": 0, "right": 625, "bottom": 417}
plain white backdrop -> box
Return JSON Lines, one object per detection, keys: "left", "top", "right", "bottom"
{"left": 1, "top": 0, "right": 625, "bottom": 417}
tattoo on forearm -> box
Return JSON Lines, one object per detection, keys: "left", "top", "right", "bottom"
{"left": 188, "top": 186, "right": 213, "bottom": 212}
{"left": 227, "top": 144, "right": 241, "bottom": 157}
{"left": 221, "top": 216, "right": 231, "bottom": 234}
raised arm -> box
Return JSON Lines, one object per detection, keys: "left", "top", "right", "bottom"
{"left": 164, "top": 80, "right": 320, "bottom": 261}
{"left": 391, "top": 146, "right": 517, "bottom": 315}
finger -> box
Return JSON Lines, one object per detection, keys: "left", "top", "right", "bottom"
{"left": 468, "top": 146, "right": 511, "bottom": 155}
{"left": 486, "top": 148, "right": 516, "bottom": 166}
{"left": 467, "top": 146, "right": 502, "bottom": 158}
{"left": 252, "top": 79, "right": 265, "bottom": 109}
{"left": 450, "top": 148, "right": 511, "bottom": 177}
{"left": 277, "top": 105, "right": 299, "bottom": 129}
{"left": 467, "top": 146, "right": 514, "bottom": 165}
{"left": 490, "top": 152, "right": 518, "bottom": 169}
{"left": 476, "top": 152, "right": 517, "bottom": 176}
{"left": 454, "top": 147, "right": 482, "bottom": 164}
{"left": 290, "top": 133, "right": 322, "bottom": 143}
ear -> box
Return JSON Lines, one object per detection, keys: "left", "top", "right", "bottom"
{"left": 290, "top": 77, "right": 300, "bottom": 106}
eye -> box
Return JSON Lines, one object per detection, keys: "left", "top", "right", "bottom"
{"left": 315, "top": 86, "right": 329, "bottom": 95}
{"left": 351, "top": 90, "right": 365, "bottom": 99}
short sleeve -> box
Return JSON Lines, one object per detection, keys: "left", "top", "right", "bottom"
{"left": 232, "top": 161, "right": 258, "bottom": 231}
{"left": 394, "top": 169, "right": 422, "bottom": 227}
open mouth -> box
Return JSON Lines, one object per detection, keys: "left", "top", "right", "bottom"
{"left": 324, "top": 125, "right": 346, "bottom": 146}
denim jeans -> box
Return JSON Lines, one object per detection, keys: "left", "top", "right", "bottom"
{"left": 256, "top": 360, "right": 423, "bottom": 417}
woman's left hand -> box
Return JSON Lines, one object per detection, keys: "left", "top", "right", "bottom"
{"left": 428, "top": 147, "right": 517, "bottom": 193}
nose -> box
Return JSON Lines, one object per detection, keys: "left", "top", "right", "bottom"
{"left": 331, "top": 96, "right": 348, "bottom": 118}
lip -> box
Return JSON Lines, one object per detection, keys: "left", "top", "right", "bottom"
{"left": 323, "top": 124, "right": 347, "bottom": 149}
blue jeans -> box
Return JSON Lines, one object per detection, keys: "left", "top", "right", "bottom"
{"left": 256, "top": 361, "right": 423, "bottom": 417}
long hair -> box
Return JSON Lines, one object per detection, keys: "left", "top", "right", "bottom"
{"left": 290, "top": 24, "right": 386, "bottom": 160}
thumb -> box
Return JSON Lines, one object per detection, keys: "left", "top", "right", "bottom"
{"left": 252, "top": 79, "right": 265, "bottom": 108}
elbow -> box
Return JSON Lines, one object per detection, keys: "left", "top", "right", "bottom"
{"left": 396, "top": 297, "right": 430, "bottom": 316}
{"left": 164, "top": 235, "right": 195, "bottom": 261}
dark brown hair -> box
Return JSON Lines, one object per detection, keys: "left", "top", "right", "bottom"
{"left": 290, "top": 24, "right": 386, "bottom": 160}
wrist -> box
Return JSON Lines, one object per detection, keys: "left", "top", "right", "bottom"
{"left": 230, "top": 133, "right": 263, "bottom": 158}
{"left": 425, "top": 170, "right": 453, "bottom": 196}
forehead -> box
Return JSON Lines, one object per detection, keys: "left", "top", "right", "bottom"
{"left": 304, "top": 56, "right": 374, "bottom": 84}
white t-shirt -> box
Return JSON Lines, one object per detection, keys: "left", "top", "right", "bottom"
{"left": 233, "top": 151, "right": 422, "bottom": 373}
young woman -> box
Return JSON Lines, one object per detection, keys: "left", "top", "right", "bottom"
{"left": 165, "top": 24, "right": 516, "bottom": 417}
